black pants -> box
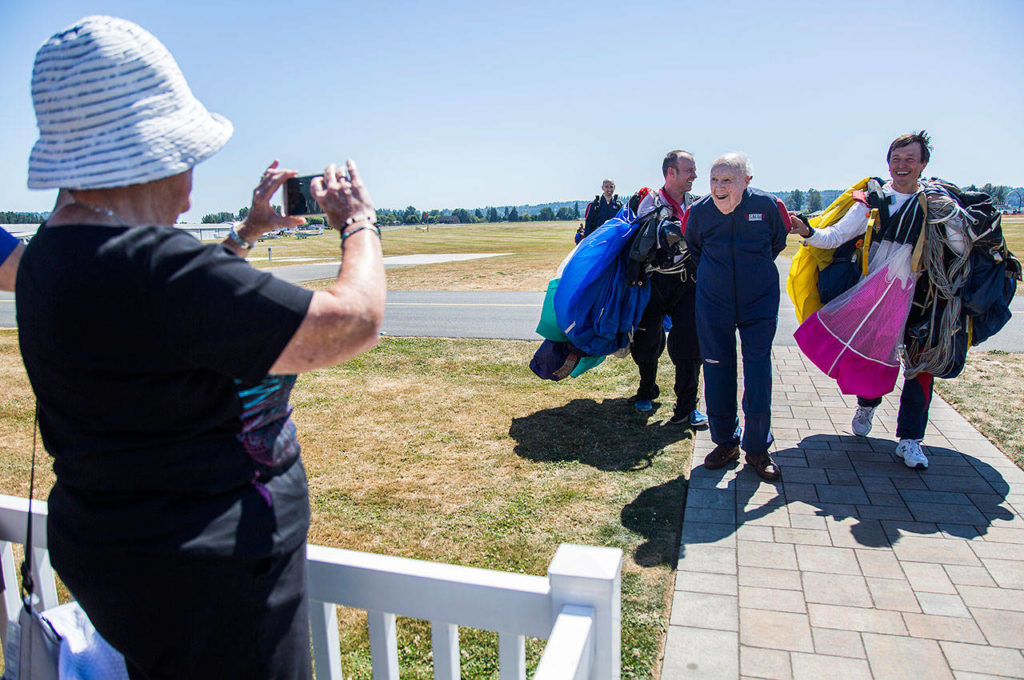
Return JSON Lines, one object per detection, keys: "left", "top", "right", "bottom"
{"left": 630, "top": 273, "right": 702, "bottom": 413}
{"left": 857, "top": 372, "right": 934, "bottom": 440}
{"left": 51, "top": 536, "right": 313, "bottom": 680}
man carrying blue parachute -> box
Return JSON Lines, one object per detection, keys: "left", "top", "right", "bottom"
{"left": 530, "top": 150, "right": 706, "bottom": 434}
{"left": 788, "top": 131, "right": 1020, "bottom": 470}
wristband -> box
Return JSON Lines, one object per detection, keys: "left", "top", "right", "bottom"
{"left": 227, "top": 225, "right": 254, "bottom": 250}
{"left": 340, "top": 223, "right": 382, "bottom": 244}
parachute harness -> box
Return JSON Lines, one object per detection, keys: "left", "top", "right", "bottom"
{"left": 901, "top": 185, "right": 974, "bottom": 378}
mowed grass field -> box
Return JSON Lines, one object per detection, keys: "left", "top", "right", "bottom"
{"left": 251, "top": 213, "right": 1023, "bottom": 289}
{"left": 0, "top": 328, "right": 691, "bottom": 679}
{"left": 243, "top": 221, "right": 579, "bottom": 291}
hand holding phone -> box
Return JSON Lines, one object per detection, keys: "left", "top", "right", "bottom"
{"left": 282, "top": 175, "right": 325, "bottom": 217}
{"left": 309, "top": 161, "right": 376, "bottom": 231}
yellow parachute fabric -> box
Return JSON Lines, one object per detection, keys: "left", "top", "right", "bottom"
{"left": 786, "top": 178, "right": 873, "bottom": 323}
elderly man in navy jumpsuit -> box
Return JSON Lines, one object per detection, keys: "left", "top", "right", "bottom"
{"left": 683, "top": 153, "right": 790, "bottom": 481}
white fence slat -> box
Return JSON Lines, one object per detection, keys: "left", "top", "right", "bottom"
{"left": 368, "top": 609, "right": 399, "bottom": 680}
{"left": 0, "top": 540, "right": 18, "bottom": 647}
{"left": 534, "top": 605, "right": 595, "bottom": 680}
{"left": 430, "top": 621, "right": 459, "bottom": 680}
{"left": 31, "top": 546, "right": 58, "bottom": 610}
{"left": 1, "top": 541, "right": 19, "bottom": 616}
{"left": 309, "top": 600, "right": 343, "bottom": 680}
{"left": 306, "top": 544, "right": 553, "bottom": 637}
{"left": 497, "top": 632, "right": 525, "bottom": 680}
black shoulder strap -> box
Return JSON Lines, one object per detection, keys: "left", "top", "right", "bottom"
{"left": 21, "top": 404, "right": 39, "bottom": 599}
{"left": 865, "top": 177, "right": 890, "bottom": 228}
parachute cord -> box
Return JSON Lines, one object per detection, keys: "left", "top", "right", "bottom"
{"left": 902, "top": 188, "right": 974, "bottom": 378}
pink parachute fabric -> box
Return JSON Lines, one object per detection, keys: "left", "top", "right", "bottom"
{"left": 794, "top": 239, "right": 918, "bottom": 398}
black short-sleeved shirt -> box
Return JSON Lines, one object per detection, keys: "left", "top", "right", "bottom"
{"left": 16, "top": 224, "right": 315, "bottom": 557}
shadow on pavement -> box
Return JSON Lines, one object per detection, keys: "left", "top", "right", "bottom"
{"left": 680, "top": 432, "right": 1015, "bottom": 557}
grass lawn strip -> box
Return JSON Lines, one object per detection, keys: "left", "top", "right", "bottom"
{"left": 934, "top": 350, "right": 1024, "bottom": 470}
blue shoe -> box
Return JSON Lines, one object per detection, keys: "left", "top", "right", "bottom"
{"left": 633, "top": 399, "right": 654, "bottom": 412}
{"left": 689, "top": 409, "right": 708, "bottom": 428}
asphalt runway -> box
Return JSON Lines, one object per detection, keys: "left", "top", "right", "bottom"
{"left": 2, "top": 255, "right": 1022, "bottom": 352}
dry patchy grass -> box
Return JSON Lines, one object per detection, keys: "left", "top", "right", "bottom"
{"left": 0, "top": 330, "right": 691, "bottom": 679}
{"left": 934, "top": 350, "right": 1024, "bottom": 470}
{"left": 235, "top": 222, "right": 578, "bottom": 290}
{"left": 1002, "top": 214, "right": 1024, "bottom": 257}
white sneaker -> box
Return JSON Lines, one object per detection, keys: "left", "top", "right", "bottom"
{"left": 897, "top": 438, "right": 928, "bottom": 470}
{"left": 852, "top": 406, "right": 876, "bottom": 437}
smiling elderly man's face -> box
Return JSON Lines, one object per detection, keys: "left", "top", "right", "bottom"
{"left": 709, "top": 164, "right": 750, "bottom": 215}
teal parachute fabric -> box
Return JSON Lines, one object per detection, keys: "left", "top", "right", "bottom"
{"left": 535, "top": 277, "right": 605, "bottom": 378}
{"left": 553, "top": 208, "right": 651, "bottom": 356}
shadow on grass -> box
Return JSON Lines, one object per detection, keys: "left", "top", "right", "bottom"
{"left": 508, "top": 397, "right": 692, "bottom": 472}
{"left": 621, "top": 475, "right": 688, "bottom": 567}
{"left": 510, "top": 397, "right": 695, "bottom": 567}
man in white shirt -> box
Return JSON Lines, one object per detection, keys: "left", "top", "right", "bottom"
{"left": 789, "top": 132, "right": 939, "bottom": 470}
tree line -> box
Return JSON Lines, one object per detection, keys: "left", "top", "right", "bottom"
{"left": 197, "top": 203, "right": 585, "bottom": 226}
{"left": 781, "top": 183, "right": 1019, "bottom": 213}
{"left": 4, "top": 183, "right": 1019, "bottom": 227}
{"left": 0, "top": 211, "right": 49, "bottom": 224}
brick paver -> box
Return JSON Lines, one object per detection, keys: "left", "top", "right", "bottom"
{"left": 663, "top": 347, "right": 1024, "bottom": 679}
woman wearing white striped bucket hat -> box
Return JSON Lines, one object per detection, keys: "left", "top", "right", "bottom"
{"left": 18, "top": 15, "right": 385, "bottom": 680}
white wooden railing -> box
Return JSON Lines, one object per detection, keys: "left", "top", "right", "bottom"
{"left": 0, "top": 494, "right": 622, "bottom": 679}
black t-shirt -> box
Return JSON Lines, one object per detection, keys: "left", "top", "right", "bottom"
{"left": 16, "top": 224, "right": 314, "bottom": 556}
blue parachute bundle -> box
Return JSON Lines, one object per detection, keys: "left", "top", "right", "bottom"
{"left": 531, "top": 277, "right": 606, "bottom": 380}
{"left": 552, "top": 208, "right": 652, "bottom": 356}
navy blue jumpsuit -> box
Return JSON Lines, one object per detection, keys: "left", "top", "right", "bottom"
{"left": 683, "top": 188, "right": 789, "bottom": 454}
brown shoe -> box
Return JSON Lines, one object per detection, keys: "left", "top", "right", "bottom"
{"left": 704, "top": 444, "right": 740, "bottom": 470}
{"left": 745, "top": 452, "right": 781, "bottom": 482}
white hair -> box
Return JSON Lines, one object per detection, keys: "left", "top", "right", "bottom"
{"left": 711, "top": 153, "right": 753, "bottom": 178}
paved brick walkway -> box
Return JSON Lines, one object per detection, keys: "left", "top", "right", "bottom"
{"left": 662, "top": 346, "right": 1024, "bottom": 679}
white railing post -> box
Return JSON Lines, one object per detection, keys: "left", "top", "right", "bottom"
{"left": 30, "top": 546, "right": 58, "bottom": 610}
{"left": 546, "top": 544, "right": 622, "bottom": 680}
{"left": 430, "top": 621, "right": 460, "bottom": 680}
{"left": 534, "top": 605, "right": 595, "bottom": 680}
{"left": 0, "top": 540, "right": 18, "bottom": 648}
{"left": 367, "top": 610, "right": 399, "bottom": 680}
{"left": 309, "top": 600, "right": 343, "bottom": 680}
{"left": 498, "top": 633, "right": 526, "bottom": 680}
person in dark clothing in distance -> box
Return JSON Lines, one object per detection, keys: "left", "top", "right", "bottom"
{"left": 580, "top": 178, "right": 623, "bottom": 240}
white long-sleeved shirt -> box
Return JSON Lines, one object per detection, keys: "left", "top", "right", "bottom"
{"left": 804, "top": 182, "right": 965, "bottom": 254}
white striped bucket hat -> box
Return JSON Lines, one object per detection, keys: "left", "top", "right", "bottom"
{"left": 28, "top": 15, "right": 232, "bottom": 190}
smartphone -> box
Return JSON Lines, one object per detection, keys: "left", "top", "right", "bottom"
{"left": 282, "top": 175, "right": 324, "bottom": 216}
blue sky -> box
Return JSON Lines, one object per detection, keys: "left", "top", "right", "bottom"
{"left": 2, "top": 0, "right": 1022, "bottom": 220}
